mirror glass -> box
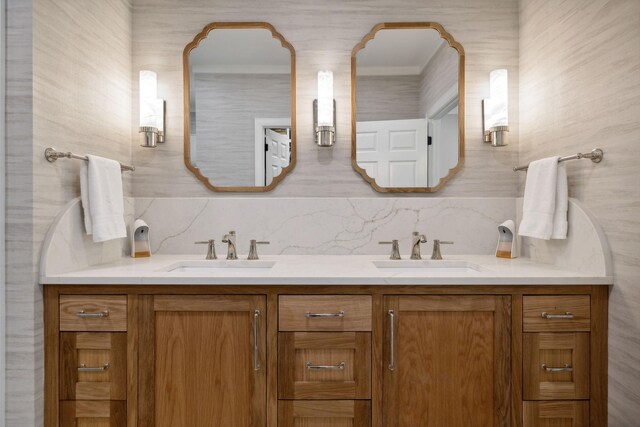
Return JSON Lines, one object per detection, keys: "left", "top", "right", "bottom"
{"left": 352, "top": 24, "right": 464, "bottom": 192}
{"left": 185, "top": 24, "right": 295, "bottom": 191}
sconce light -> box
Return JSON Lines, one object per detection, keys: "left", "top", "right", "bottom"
{"left": 314, "top": 70, "right": 336, "bottom": 147}
{"left": 139, "top": 70, "right": 166, "bottom": 148}
{"left": 482, "top": 69, "right": 509, "bottom": 147}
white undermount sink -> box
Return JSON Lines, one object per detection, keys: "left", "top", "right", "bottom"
{"left": 163, "top": 260, "right": 276, "bottom": 273}
{"left": 372, "top": 259, "right": 485, "bottom": 274}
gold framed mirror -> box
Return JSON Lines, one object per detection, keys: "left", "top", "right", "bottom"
{"left": 184, "top": 22, "right": 296, "bottom": 192}
{"left": 351, "top": 23, "right": 465, "bottom": 193}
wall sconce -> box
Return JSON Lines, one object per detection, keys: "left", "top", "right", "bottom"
{"left": 139, "top": 70, "right": 166, "bottom": 148}
{"left": 314, "top": 70, "right": 336, "bottom": 147}
{"left": 482, "top": 69, "right": 509, "bottom": 147}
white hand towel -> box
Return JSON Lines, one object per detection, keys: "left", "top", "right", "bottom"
{"left": 84, "top": 155, "right": 127, "bottom": 242}
{"left": 551, "top": 163, "right": 568, "bottom": 239}
{"left": 518, "top": 156, "right": 560, "bottom": 240}
{"left": 80, "top": 161, "right": 92, "bottom": 235}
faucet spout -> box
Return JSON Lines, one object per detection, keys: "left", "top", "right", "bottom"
{"left": 410, "top": 231, "right": 427, "bottom": 260}
{"left": 222, "top": 231, "right": 238, "bottom": 260}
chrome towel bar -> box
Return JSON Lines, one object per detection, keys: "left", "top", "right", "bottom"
{"left": 514, "top": 148, "right": 603, "bottom": 172}
{"left": 45, "top": 147, "right": 135, "bottom": 172}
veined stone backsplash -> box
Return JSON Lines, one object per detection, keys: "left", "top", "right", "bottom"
{"left": 135, "top": 197, "right": 516, "bottom": 256}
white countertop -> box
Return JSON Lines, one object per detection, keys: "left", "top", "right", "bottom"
{"left": 40, "top": 255, "right": 613, "bottom": 286}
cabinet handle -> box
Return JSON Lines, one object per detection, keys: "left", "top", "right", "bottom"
{"left": 78, "top": 363, "right": 110, "bottom": 372}
{"left": 304, "top": 311, "right": 344, "bottom": 318}
{"left": 541, "top": 363, "right": 573, "bottom": 372}
{"left": 541, "top": 311, "right": 574, "bottom": 319}
{"left": 306, "top": 361, "right": 345, "bottom": 370}
{"left": 253, "top": 310, "right": 261, "bottom": 371}
{"left": 388, "top": 310, "right": 395, "bottom": 371}
{"left": 76, "top": 310, "right": 109, "bottom": 318}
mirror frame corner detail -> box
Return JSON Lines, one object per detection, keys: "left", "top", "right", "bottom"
{"left": 183, "top": 22, "right": 297, "bottom": 193}
{"left": 350, "top": 22, "right": 466, "bottom": 193}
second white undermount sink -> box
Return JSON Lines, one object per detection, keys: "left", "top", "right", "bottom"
{"left": 164, "top": 260, "right": 276, "bottom": 273}
{"left": 372, "top": 259, "right": 484, "bottom": 273}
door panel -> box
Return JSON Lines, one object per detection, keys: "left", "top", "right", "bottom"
{"left": 523, "top": 401, "right": 589, "bottom": 427}
{"left": 265, "top": 128, "right": 290, "bottom": 186}
{"left": 278, "top": 400, "right": 370, "bottom": 427}
{"left": 383, "top": 295, "right": 511, "bottom": 427}
{"left": 138, "top": 295, "right": 266, "bottom": 427}
{"left": 356, "top": 119, "right": 428, "bottom": 187}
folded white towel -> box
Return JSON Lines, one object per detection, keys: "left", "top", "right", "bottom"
{"left": 552, "top": 163, "right": 568, "bottom": 239}
{"left": 80, "top": 155, "right": 127, "bottom": 243}
{"left": 519, "top": 156, "right": 561, "bottom": 240}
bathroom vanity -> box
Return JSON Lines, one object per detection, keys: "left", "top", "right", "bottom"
{"left": 43, "top": 255, "right": 609, "bottom": 427}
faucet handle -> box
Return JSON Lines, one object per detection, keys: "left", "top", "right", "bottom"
{"left": 431, "top": 240, "right": 454, "bottom": 260}
{"left": 195, "top": 239, "right": 217, "bottom": 260}
{"left": 248, "top": 240, "right": 270, "bottom": 260}
{"left": 379, "top": 240, "right": 401, "bottom": 260}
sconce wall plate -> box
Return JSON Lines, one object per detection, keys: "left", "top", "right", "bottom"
{"left": 313, "top": 99, "right": 336, "bottom": 147}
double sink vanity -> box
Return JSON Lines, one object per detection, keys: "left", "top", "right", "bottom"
{"left": 43, "top": 231, "right": 609, "bottom": 426}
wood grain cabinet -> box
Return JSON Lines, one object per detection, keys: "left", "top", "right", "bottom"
{"left": 45, "top": 286, "right": 608, "bottom": 427}
{"left": 138, "top": 295, "right": 267, "bottom": 427}
{"left": 383, "top": 295, "right": 511, "bottom": 427}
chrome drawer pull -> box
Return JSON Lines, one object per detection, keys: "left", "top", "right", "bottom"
{"left": 253, "top": 310, "right": 261, "bottom": 371}
{"left": 541, "top": 363, "right": 573, "bottom": 372}
{"left": 306, "top": 361, "right": 345, "bottom": 370}
{"left": 76, "top": 310, "right": 110, "bottom": 318}
{"left": 78, "top": 363, "right": 110, "bottom": 372}
{"left": 388, "top": 310, "right": 395, "bottom": 371}
{"left": 305, "top": 311, "right": 344, "bottom": 318}
{"left": 541, "top": 311, "right": 574, "bottom": 319}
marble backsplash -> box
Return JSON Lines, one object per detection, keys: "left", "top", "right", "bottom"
{"left": 134, "top": 197, "right": 516, "bottom": 257}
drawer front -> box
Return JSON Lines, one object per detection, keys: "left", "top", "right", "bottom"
{"left": 278, "top": 400, "right": 371, "bottom": 427}
{"left": 523, "top": 295, "right": 590, "bottom": 332}
{"left": 279, "top": 332, "right": 371, "bottom": 399}
{"left": 279, "top": 295, "right": 372, "bottom": 331}
{"left": 524, "top": 333, "right": 590, "bottom": 400}
{"left": 60, "top": 333, "right": 127, "bottom": 400}
{"left": 60, "top": 400, "right": 126, "bottom": 427}
{"left": 523, "top": 401, "right": 589, "bottom": 427}
{"left": 60, "top": 295, "right": 127, "bottom": 331}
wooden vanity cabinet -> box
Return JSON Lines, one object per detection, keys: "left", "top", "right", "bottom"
{"left": 383, "top": 295, "right": 511, "bottom": 427}
{"left": 45, "top": 285, "right": 608, "bottom": 427}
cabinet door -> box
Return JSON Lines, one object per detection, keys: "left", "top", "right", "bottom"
{"left": 138, "top": 295, "right": 266, "bottom": 427}
{"left": 383, "top": 295, "right": 511, "bottom": 427}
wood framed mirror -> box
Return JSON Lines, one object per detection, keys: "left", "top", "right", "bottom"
{"left": 184, "top": 22, "right": 296, "bottom": 192}
{"left": 351, "top": 23, "right": 465, "bottom": 193}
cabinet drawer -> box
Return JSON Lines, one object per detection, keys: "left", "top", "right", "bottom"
{"left": 60, "top": 295, "right": 127, "bottom": 331}
{"left": 523, "top": 401, "right": 589, "bottom": 427}
{"left": 523, "top": 295, "right": 590, "bottom": 332}
{"left": 278, "top": 400, "right": 370, "bottom": 427}
{"left": 524, "top": 333, "right": 590, "bottom": 400}
{"left": 279, "top": 332, "right": 371, "bottom": 399}
{"left": 60, "top": 400, "right": 126, "bottom": 427}
{"left": 279, "top": 295, "right": 372, "bottom": 331}
{"left": 60, "top": 332, "right": 127, "bottom": 400}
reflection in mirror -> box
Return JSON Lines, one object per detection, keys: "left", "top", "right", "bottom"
{"left": 352, "top": 24, "right": 464, "bottom": 192}
{"left": 184, "top": 23, "right": 295, "bottom": 191}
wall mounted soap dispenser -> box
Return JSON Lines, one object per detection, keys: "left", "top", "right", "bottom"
{"left": 496, "top": 220, "right": 517, "bottom": 258}
{"left": 131, "top": 219, "right": 151, "bottom": 258}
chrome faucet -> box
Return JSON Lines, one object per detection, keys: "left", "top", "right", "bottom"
{"left": 222, "top": 231, "right": 238, "bottom": 260}
{"left": 431, "top": 239, "right": 454, "bottom": 260}
{"left": 410, "top": 231, "right": 427, "bottom": 260}
{"left": 379, "top": 240, "right": 401, "bottom": 260}
{"left": 248, "top": 240, "right": 270, "bottom": 260}
{"left": 194, "top": 239, "right": 217, "bottom": 260}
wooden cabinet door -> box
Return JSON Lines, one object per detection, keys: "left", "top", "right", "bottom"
{"left": 278, "top": 400, "right": 371, "bottom": 427}
{"left": 383, "top": 295, "right": 511, "bottom": 427}
{"left": 138, "top": 295, "right": 266, "bottom": 427}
